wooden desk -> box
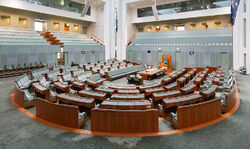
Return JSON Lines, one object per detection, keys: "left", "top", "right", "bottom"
{"left": 138, "top": 83, "right": 161, "bottom": 92}
{"left": 95, "top": 87, "right": 115, "bottom": 96}
{"left": 78, "top": 90, "right": 107, "bottom": 102}
{"left": 169, "top": 73, "right": 178, "bottom": 81}
{"left": 161, "top": 77, "right": 172, "bottom": 86}
{"left": 71, "top": 81, "right": 85, "bottom": 91}
{"left": 54, "top": 82, "right": 70, "bottom": 94}
{"left": 187, "top": 70, "right": 195, "bottom": 79}
{"left": 117, "top": 89, "right": 140, "bottom": 94}
{"left": 199, "top": 85, "right": 218, "bottom": 99}
{"left": 180, "top": 83, "right": 197, "bottom": 94}
{"left": 56, "top": 93, "right": 95, "bottom": 116}
{"left": 193, "top": 77, "right": 202, "bottom": 89}
{"left": 163, "top": 93, "right": 203, "bottom": 109}
{"left": 162, "top": 93, "right": 203, "bottom": 117}
{"left": 164, "top": 82, "right": 178, "bottom": 91}
{"left": 137, "top": 69, "right": 161, "bottom": 80}
{"left": 111, "top": 94, "right": 145, "bottom": 100}
{"left": 152, "top": 90, "right": 182, "bottom": 102}
{"left": 177, "top": 77, "right": 186, "bottom": 89}
{"left": 170, "top": 98, "right": 221, "bottom": 129}
{"left": 144, "top": 87, "right": 165, "bottom": 97}
{"left": 91, "top": 109, "right": 159, "bottom": 133}
{"left": 183, "top": 73, "right": 191, "bottom": 83}
{"left": 101, "top": 100, "right": 152, "bottom": 110}
{"left": 109, "top": 85, "right": 137, "bottom": 90}
{"left": 32, "top": 83, "right": 50, "bottom": 101}
{"left": 199, "top": 73, "right": 206, "bottom": 81}
{"left": 212, "top": 77, "right": 220, "bottom": 85}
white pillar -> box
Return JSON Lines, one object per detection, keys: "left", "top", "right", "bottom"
{"left": 104, "top": 0, "right": 116, "bottom": 60}
{"left": 233, "top": 0, "right": 250, "bottom": 74}
{"left": 117, "top": 0, "right": 127, "bottom": 61}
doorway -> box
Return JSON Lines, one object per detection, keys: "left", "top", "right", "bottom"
{"left": 82, "top": 27, "right": 87, "bottom": 34}
{"left": 64, "top": 23, "right": 70, "bottom": 31}
{"left": 34, "top": 20, "right": 47, "bottom": 32}
{"left": 175, "top": 51, "right": 182, "bottom": 70}
{"left": 157, "top": 50, "right": 162, "bottom": 67}
{"left": 55, "top": 51, "right": 69, "bottom": 66}
{"left": 220, "top": 52, "right": 229, "bottom": 69}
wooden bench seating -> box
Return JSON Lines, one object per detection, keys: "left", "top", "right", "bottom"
{"left": 36, "top": 98, "right": 87, "bottom": 129}
{"left": 170, "top": 98, "right": 221, "bottom": 129}
{"left": 161, "top": 77, "right": 172, "bottom": 86}
{"left": 86, "top": 74, "right": 104, "bottom": 88}
{"left": 152, "top": 90, "right": 182, "bottom": 102}
{"left": 144, "top": 87, "right": 165, "bottom": 97}
{"left": 14, "top": 83, "right": 35, "bottom": 108}
{"left": 212, "top": 77, "right": 220, "bottom": 85}
{"left": 54, "top": 82, "right": 70, "bottom": 94}
{"left": 137, "top": 82, "right": 162, "bottom": 92}
{"left": 78, "top": 90, "right": 107, "bottom": 102}
{"left": 101, "top": 100, "right": 152, "bottom": 110}
{"left": 94, "top": 87, "right": 115, "bottom": 96}
{"left": 193, "top": 77, "right": 203, "bottom": 89}
{"left": 164, "top": 82, "right": 178, "bottom": 91}
{"left": 161, "top": 93, "right": 203, "bottom": 117}
{"left": 71, "top": 81, "right": 85, "bottom": 91}
{"left": 180, "top": 83, "right": 197, "bottom": 95}
{"left": 32, "top": 83, "right": 50, "bottom": 101}
{"left": 177, "top": 77, "right": 187, "bottom": 89}
{"left": 109, "top": 85, "right": 137, "bottom": 90}
{"left": 56, "top": 93, "right": 95, "bottom": 116}
{"left": 221, "top": 84, "right": 237, "bottom": 113}
{"left": 117, "top": 89, "right": 140, "bottom": 94}
{"left": 15, "top": 75, "right": 32, "bottom": 90}
{"left": 91, "top": 108, "right": 159, "bottom": 133}
{"left": 111, "top": 94, "right": 145, "bottom": 100}
{"left": 199, "top": 85, "right": 218, "bottom": 100}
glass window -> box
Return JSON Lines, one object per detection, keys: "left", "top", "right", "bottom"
{"left": 138, "top": 0, "right": 231, "bottom": 17}
{"left": 137, "top": 7, "right": 153, "bottom": 17}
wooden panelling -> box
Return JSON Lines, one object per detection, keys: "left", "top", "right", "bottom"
{"left": 91, "top": 109, "right": 159, "bottom": 133}
{"left": 222, "top": 85, "right": 237, "bottom": 113}
{"left": 171, "top": 98, "right": 221, "bottom": 129}
{"left": 36, "top": 98, "right": 86, "bottom": 129}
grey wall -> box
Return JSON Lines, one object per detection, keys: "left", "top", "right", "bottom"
{"left": 127, "top": 45, "right": 233, "bottom": 69}
{"left": 0, "top": 45, "right": 105, "bottom": 66}
{"left": 64, "top": 45, "right": 105, "bottom": 64}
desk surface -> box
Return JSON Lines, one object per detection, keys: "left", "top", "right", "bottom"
{"left": 79, "top": 90, "right": 106, "bottom": 97}
{"left": 111, "top": 94, "right": 145, "bottom": 100}
{"left": 163, "top": 94, "right": 202, "bottom": 104}
{"left": 117, "top": 89, "right": 140, "bottom": 94}
{"left": 57, "top": 93, "right": 94, "bottom": 104}
{"left": 54, "top": 82, "right": 68, "bottom": 88}
{"left": 101, "top": 100, "right": 152, "bottom": 110}
{"left": 33, "top": 83, "right": 48, "bottom": 91}
{"left": 72, "top": 81, "right": 84, "bottom": 86}
{"left": 95, "top": 87, "right": 115, "bottom": 94}
{"left": 138, "top": 69, "right": 161, "bottom": 76}
{"left": 109, "top": 85, "right": 137, "bottom": 90}
{"left": 200, "top": 85, "right": 218, "bottom": 97}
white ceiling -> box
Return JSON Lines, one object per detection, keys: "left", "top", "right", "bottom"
{"left": 127, "top": 0, "right": 189, "bottom": 8}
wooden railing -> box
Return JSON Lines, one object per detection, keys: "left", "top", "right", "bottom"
{"left": 87, "top": 33, "right": 104, "bottom": 45}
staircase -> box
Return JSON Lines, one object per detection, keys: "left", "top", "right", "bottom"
{"left": 40, "top": 32, "right": 63, "bottom": 45}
